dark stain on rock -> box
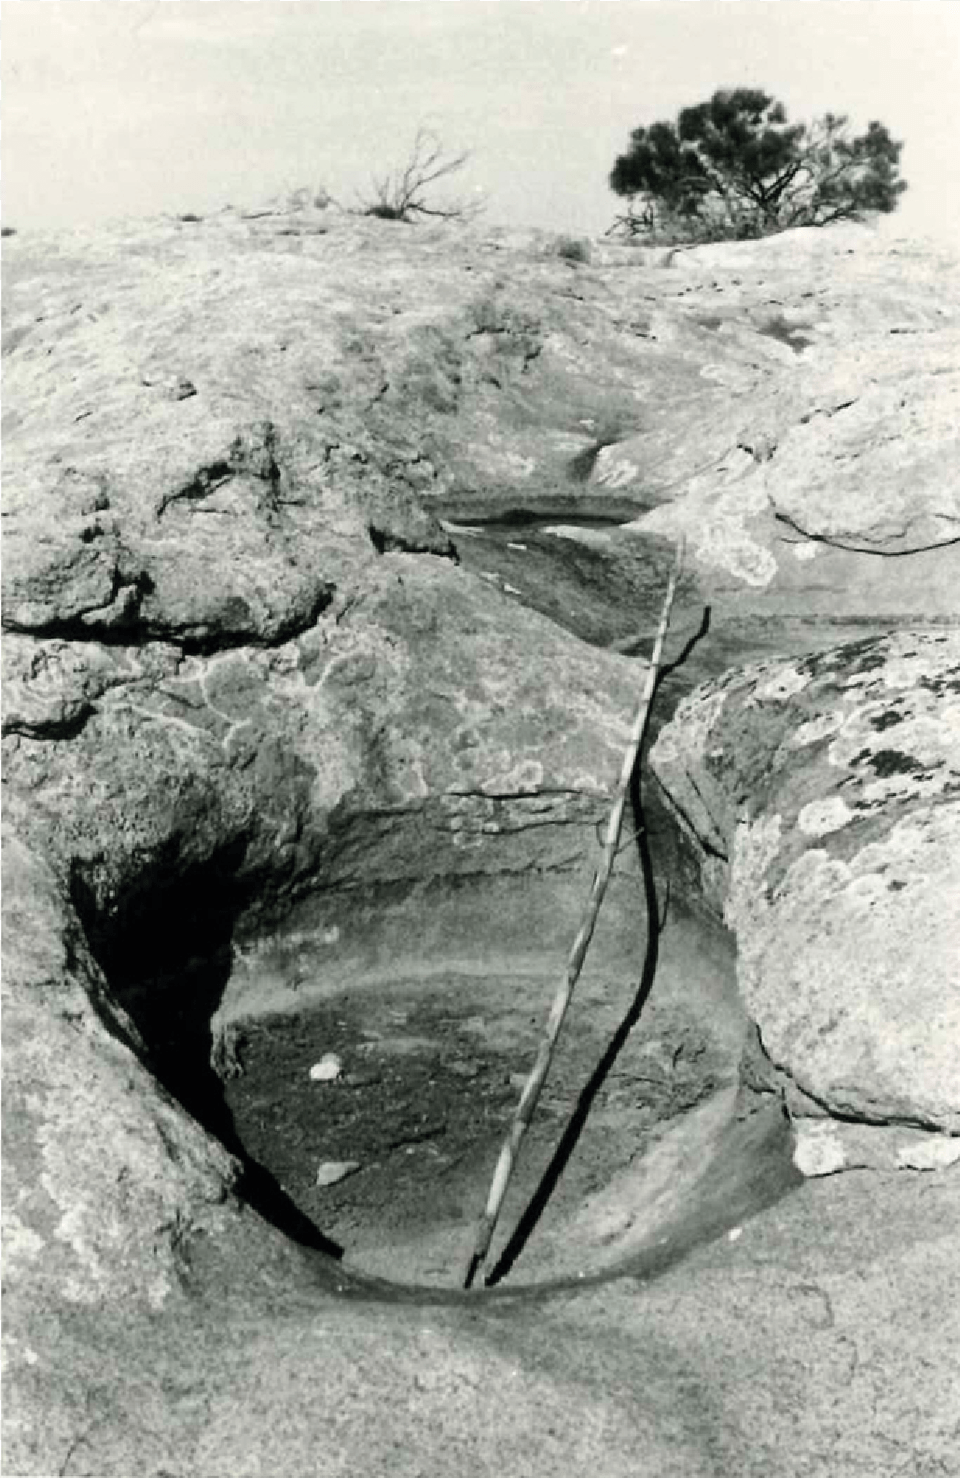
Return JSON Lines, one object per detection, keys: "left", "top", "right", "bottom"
{"left": 217, "top": 594, "right": 256, "bottom": 628}
{"left": 853, "top": 652, "right": 892, "bottom": 674}
{"left": 920, "top": 672, "right": 960, "bottom": 696}
{"left": 798, "top": 638, "right": 886, "bottom": 681}
{"left": 756, "top": 314, "right": 814, "bottom": 353}
{"left": 867, "top": 749, "right": 924, "bottom": 778}
{"left": 869, "top": 709, "right": 905, "bottom": 731}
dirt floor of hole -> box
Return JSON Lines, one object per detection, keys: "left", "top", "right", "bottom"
{"left": 213, "top": 906, "right": 777, "bottom": 1289}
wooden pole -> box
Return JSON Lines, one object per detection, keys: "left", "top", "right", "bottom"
{"left": 463, "top": 539, "right": 685, "bottom": 1290}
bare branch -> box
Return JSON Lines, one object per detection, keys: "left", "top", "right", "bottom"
{"left": 360, "top": 126, "right": 481, "bottom": 223}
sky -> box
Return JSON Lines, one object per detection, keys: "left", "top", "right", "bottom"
{"left": 2, "top": 1, "right": 959, "bottom": 243}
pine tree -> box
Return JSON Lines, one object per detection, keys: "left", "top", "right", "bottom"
{"left": 609, "top": 88, "right": 906, "bottom": 243}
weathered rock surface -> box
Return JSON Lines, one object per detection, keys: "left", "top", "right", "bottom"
{"left": 651, "top": 629, "right": 960, "bottom": 1145}
{"left": 3, "top": 555, "right": 639, "bottom": 947}
{"left": 622, "top": 228, "right": 960, "bottom": 608}
{"left": 3, "top": 212, "right": 664, "bottom": 1000}
{"left": 1, "top": 830, "right": 245, "bottom": 1312}
{"left": 3, "top": 212, "right": 959, "bottom": 1476}
{"left": 457, "top": 222, "right": 959, "bottom": 678}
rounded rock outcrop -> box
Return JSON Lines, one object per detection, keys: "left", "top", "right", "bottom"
{"left": 651, "top": 629, "right": 960, "bottom": 1139}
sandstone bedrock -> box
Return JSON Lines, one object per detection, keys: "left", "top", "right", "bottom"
{"left": 3, "top": 212, "right": 958, "bottom": 1477}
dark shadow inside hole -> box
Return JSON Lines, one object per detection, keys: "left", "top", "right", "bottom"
{"left": 70, "top": 850, "right": 344, "bottom": 1261}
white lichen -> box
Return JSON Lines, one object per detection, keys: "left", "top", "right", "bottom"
{"left": 798, "top": 795, "right": 854, "bottom": 836}
{"left": 756, "top": 664, "right": 812, "bottom": 702}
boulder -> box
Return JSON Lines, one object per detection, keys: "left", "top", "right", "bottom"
{"left": 651, "top": 629, "right": 960, "bottom": 1149}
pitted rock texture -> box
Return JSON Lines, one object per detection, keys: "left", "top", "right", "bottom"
{"left": 626, "top": 228, "right": 960, "bottom": 598}
{"left": 5, "top": 213, "right": 960, "bottom": 1477}
{"left": 5, "top": 215, "right": 958, "bottom": 669}
{"left": 651, "top": 629, "right": 960, "bottom": 1134}
{"left": 4, "top": 558, "right": 637, "bottom": 935}
{"left": 4, "top": 214, "right": 672, "bottom": 982}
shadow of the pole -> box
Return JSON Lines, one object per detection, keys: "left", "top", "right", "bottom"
{"left": 485, "top": 607, "right": 711, "bottom": 1288}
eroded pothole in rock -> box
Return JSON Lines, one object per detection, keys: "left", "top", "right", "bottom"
{"left": 215, "top": 970, "right": 733, "bottom": 1288}
{"left": 77, "top": 848, "right": 800, "bottom": 1294}
{"left": 203, "top": 895, "right": 804, "bottom": 1291}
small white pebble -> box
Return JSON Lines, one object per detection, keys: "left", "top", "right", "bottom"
{"left": 310, "top": 1054, "right": 342, "bottom": 1083}
{"left": 794, "top": 1122, "right": 847, "bottom": 1177}
{"left": 316, "top": 1160, "right": 360, "bottom": 1187}
{"left": 896, "top": 1137, "right": 960, "bottom": 1172}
